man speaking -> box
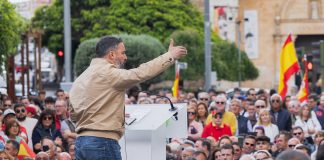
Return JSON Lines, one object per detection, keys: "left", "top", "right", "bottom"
{"left": 69, "top": 36, "right": 187, "bottom": 159}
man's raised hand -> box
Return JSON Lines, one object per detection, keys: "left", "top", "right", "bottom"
{"left": 168, "top": 39, "right": 187, "bottom": 60}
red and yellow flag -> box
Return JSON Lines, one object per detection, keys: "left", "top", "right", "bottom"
{"left": 297, "top": 57, "right": 309, "bottom": 103}
{"left": 172, "top": 65, "right": 180, "bottom": 98}
{"left": 278, "top": 34, "right": 300, "bottom": 99}
{"left": 18, "top": 140, "right": 36, "bottom": 160}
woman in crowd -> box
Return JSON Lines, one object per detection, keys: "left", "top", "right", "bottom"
{"left": 32, "top": 109, "right": 63, "bottom": 153}
{"left": 253, "top": 109, "right": 279, "bottom": 142}
{"left": 187, "top": 106, "right": 203, "bottom": 141}
{"left": 4, "top": 120, "right": 24, "bottom": 143}
{"left": 294, "top": 103, "right": 321, "bottom": 138}
{"left": 210, "top": 148, "right": 221, "bottom": 160}
{"left": 196, "top": 102, "right": 209, "bottom": 126}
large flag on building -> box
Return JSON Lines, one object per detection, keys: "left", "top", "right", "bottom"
{"left": 172, "top": 64, "right": 180, "bottom": 98}
{"left": 297, "top": 56, "right": 309, "bottom": 103}
{"left": 278, "top": 34, "right": 300, "bottom": 99}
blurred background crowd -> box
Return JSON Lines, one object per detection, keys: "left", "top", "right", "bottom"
{"left": 1, "top": 87, "right": 324, "bottom": 160}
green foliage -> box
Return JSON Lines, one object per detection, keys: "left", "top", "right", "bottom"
{"left": 164, "top": 29, "right": 204, "bottom": 80}
{"left": 0, "top": 0, "right": 27, "bottom": 72}
{"left": 212, "top": 41, "right": 259, "bottom": 81}
{"left": 74, "top": 34, "right": 166, "bottom": 90}
{"left": 74, "top": 38, "right": 98, "bottom": 76}
{"left": 32, "top": 0, "right": 203, "bottom": 61}
{"left": 164, "top": 29, "right": 259, "bottom": 81}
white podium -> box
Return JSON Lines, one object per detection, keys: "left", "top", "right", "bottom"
{"left": 119, "top": 103, "right": 187, "bottom": 160}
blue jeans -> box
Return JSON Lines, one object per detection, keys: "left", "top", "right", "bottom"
{"left": 75, "top": 136, "right": 121, "bottom": 160}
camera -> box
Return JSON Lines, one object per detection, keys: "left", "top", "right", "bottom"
{"left": 42, "top": 145, "right": 50, "bottom": 152}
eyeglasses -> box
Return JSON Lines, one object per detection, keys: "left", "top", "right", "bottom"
{"left": 42, "top": 116, "right": 53, "bottom": 120}
{"left": 245, "top": 142, "right": 255, "bottom": 146}
{"left": 213, "top": 115, "right": 222, "bottom": 119}
{"left": 15, "top": 109, "right": 25, "bottom": 114}
{"left": 187, "top": 112, "right": 196, "bottom": 115}
{"left": 288, "top": 144, "right": 296, "bottom": 148}
{"left": 250, "top": 94, "right": 256, "bottom": 96}
{"left": 199, "top": 98, "right": 209, "bottom": 101}
{"left": 216, "top": 101, "right": 225, "bottom": 105}
{"left": 234, "top": 149, "right": 241, "bottom": 152}
{"left": 272, "top": 99, "right": 280, "bottom": 103}
{"left": 293, "top": 132, "right": 303, "bottom": 136}
{"left": 256, "top": 105, "right": 266, "bottom": 109}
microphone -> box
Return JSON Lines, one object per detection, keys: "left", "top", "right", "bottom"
{"left": 158, "top": 96, "right": 178, "bottom": 111}
{"left": 158, "top": 96, "right": 178, "bottom": 120}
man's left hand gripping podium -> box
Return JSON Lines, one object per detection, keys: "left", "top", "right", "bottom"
{"left": 119, "top": 103, "right": 187, "bottom": 160}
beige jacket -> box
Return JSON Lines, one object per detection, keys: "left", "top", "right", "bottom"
{"left": 69, "top": 52, "right": 175, "bottom": 140}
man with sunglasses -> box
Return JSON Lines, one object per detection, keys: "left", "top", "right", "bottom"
{"left": 198, "top": 92, "right": 210, "bottom": 106}
{"left": 201, "top": 111, "right": 232, "bottom": 141}
{"left": 269, "top": 94, "right": 292, "bottom": 132}
{"left": 287, "top": 137, "right": 301, "bottom": 151}
{"left": 255, "top": 100, "right": 267, "bottom": 115}
{"left": 205, "top": 94, "right": 237, "bottom": 135}
{"left": 242, "top": 135, "right": 256, "bottom": 155}
{"left": 2, "top": 98, "right": 13, "bottom": 111}
{"left": 292, "top": 126, "right": 315, "bottom": 152}
{"left": 14, "top": 103, "right": 37, "bottom": 148}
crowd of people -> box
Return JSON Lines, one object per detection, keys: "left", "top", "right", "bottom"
{"left": 2, "top": 87, "right": 324, "bottom": 160}
{"left": 155, "top": 88, "right": 324, "bottom": 160}
{"left": 0, "top": 89, "right": 75, "bottom": 160}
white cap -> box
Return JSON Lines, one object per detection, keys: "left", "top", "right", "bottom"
{"left": 3, "top": 109, "right": 15, "bottom": 117}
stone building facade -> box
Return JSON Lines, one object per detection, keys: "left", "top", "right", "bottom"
{"left": 192, "top": 0, "right": 324, "bottom": 91}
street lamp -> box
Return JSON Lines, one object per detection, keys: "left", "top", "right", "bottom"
{"left": 236, "top": 18, "right": 248, "bottom": 87}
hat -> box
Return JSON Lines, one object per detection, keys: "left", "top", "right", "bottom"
{"left": 26, "top": 106, "right": 37, "bottom": 116}
{"left": 3, "top": 109, "right": 15, "bottom": 118}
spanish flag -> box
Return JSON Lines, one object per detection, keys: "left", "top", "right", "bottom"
{"left": 297, "top": 56, "right": 309, "bottom": 103}
{"left": 18, "top": 140, "right": 36, "bottom": 160}
{"left": 172, "top": 64, "right": 180, "bottom": 98}
{"left": 278, "top": 34, "right": 300, "bottom": 99}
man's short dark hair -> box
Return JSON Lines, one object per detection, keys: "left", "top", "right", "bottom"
{"left": 244, "top": 135, "right": 256, "bottom": 141}
{"left": 44, "top": 97, "right": 55, "bottom": 104}
{"left": 276, "top": 150, "right": 310, "bottom": 160}
{"left": 292, "top": 126, "right": 304, "bottom": 132}
{"left": 193, "top": 150, "right": 207, "bottom": 159}
{"left": 256, "top": 136, "right": 270, "bottom": 143}
{"left": 13, "top": 103, "right": 25, "bottom": 111}
{"left": 279, "top": 131, "right": 293, "bottom": 142}
{"left": 96, "top": 36, "right": 123, "bottom": 58}
{"left": 221, "top": 144, "right": 234, "bottom": 154}
{"left": 308, "top": 93, "right": 318, "bottom": 101}
{"left": 6, "top": 140, "right": 20, "bottom": 153}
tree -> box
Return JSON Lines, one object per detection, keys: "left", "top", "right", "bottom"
{"left": 74, "top": 34, "right": 166, "bottom": 90}
{"left": 165, "top": 29, "right": 259, "bottom": 82}
{"left": 32, "top": 0, "right": 203, "bottom": 63}
{"left": 0, "top": 0, "right": 27, "bottom": 73}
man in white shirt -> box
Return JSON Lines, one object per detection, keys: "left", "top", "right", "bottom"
{"left": 14, "top": 103, "right": 38, "bottom": 149}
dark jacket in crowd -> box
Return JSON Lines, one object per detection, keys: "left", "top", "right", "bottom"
{"left": 237, "top": 115, "right": 249, "bottom": 135}
{"left": 270, "top": 108, "right": 292, "bottom": 131}
{"left": 32, "top": 124, "right": 63, "bottom": 153}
